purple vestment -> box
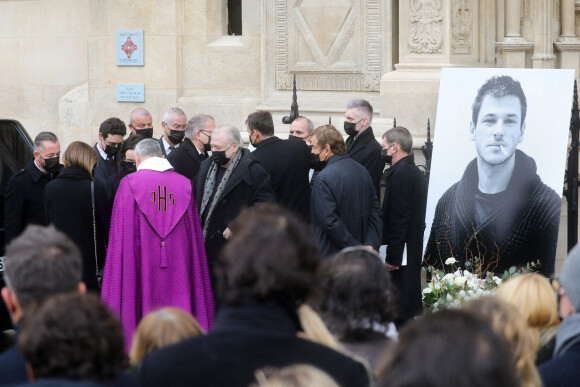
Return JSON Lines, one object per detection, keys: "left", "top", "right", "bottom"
{"left": 101, "top": 169, "right": 214, "bottom": 351}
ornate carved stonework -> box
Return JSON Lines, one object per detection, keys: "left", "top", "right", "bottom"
{"left": 408, "top": 0, "right": 443, "bottom": 54}
{"left": 451, "top": 0, "right": 473, "bottom": 54}
{"left": 275, "top": 0, "right": 382, "bottom": 92}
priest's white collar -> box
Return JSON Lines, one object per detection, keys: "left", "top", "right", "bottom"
{"left": 137, "top": 157, "right": 173, "bottom": 172}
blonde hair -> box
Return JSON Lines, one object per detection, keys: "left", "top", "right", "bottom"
{"left": 463, "top": 297, "right": 541, "bottom": 387}
{"left": 129, "top": 307, "right": 205, "bottom": 365}
{"left": 253, "top": 364, "right": 339, "bottom": 387}
{"left": 496, "top": 274, "right": 560, "bottom": 331}
{"left": 62, "top": 141, "right": 99, "bottom": 178}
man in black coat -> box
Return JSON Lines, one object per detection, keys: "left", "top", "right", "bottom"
{"left": 0, "top": 225, "right": 86, "bottom": 385}
{"left": 140, "top": 204, "right": 370, "bottom": 387}
{"left": 247, "top": 110, "right": 312, "bottom": 221}
{"left": 194, "top": 125, "right": 275, "bottom": 286}
{"left": 4, "top": 132, "right": 61, "bottom": 244}
{"left": 167, "top": 113, "right": 215, "bottom": 181}
{"left": 381, "top": 127, "right": 427, "bottom": 324}
{"left": 93, "top": 117, "right": 126, "bottom": 188}
{"left": 344, "top": 99, "right": 384, "bottom": 198}
{"left": 157, "top": 107, "right": 187, "bottom": 157}
{"left": 310, "top": 125, "right": 381, "bottom": 258}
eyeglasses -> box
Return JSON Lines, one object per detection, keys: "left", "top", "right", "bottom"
{"left": 104, "top": 139, "right": 123, "bottom": 148}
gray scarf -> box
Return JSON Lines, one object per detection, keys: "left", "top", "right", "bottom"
{"left": 200, "top": 149, "right": 243, "bottom": 238}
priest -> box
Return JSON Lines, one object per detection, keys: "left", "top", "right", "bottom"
{"left": 102, "top": 138, "right": 214, "bottom": 351}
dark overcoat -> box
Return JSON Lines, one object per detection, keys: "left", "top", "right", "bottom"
{"left": 345, "top": 126, "right": 384, "bottom": 198}
{"left": 167, "top": 137, "right": 206, "bottom": 181}
{"left": 194, "top": 148, "right": 275, "bottom": 269}
{"left": 310, "top": 154, "right": 382, "bottom": 258}
{"left": 382, "top": 155, "right": 427, "bottom": 321}
{"left": 140, "top": 299, "right": 370, "bottom": 387}
{"left": 44, "top": 167, "right": 106, "bottom": 291}
{"left": 251, "top": 136, "right": 311, "bottom": 222}
{"left": 4, "top": 159, "right": 51, "bottom": 243}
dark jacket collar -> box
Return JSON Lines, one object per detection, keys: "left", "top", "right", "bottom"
{"left": 25, "top": 159, "right": 48, "bottom": 183}
{"left": 385, "top": 154, "right": 414, "bottom": 176}
{"left": 213, "top": 298, "right": 302, "bottom": 336}
{"left": 57, "top": 166, "right": 91, "bottom": 180}
{"left": 326, "top": 154, "right": 349, "bottom": 166}
{"left": 256, "top": 136, "right": 280, "bottom": 149}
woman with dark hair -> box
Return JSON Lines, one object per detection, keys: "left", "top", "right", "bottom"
{"left": 44, "top": 141, "right": 105, "bottom": 291}
{"left": 315, "top": 247, "right": 398, "bottom": 371}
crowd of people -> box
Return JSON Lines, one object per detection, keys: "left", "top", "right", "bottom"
{"left": 0, "top": 92, "right": 577, "bottom": 386}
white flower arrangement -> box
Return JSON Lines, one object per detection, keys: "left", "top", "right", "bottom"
{"left": 422, "top": 258, "right": 520, "bottom": 312}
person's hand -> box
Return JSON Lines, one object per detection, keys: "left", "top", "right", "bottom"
{"left": 386, "top": 263, "right": 400, "bottom": 271}
{"left": 223, "top": 228, "right": 232, "bottom": 240}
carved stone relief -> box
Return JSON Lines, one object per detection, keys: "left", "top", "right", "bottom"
{"left": 408, "top": 0, "right": 443, "bottom": 54}
{"left": 451, "top": 0, "right": 473, "bottom": 54}
{"left": 275, "top": 0, "right": 382, "bottom": 92}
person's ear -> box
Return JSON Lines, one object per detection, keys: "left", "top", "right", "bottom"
{"left": 77, "top": 282, "right": 87, "bottom": 295}
{"left": 469, "top": 121, "right": 476, "bottom": 141}
{"left": 135, "top": 154, "right": 142, "bottom": 167}
{"left": 1, "top": 287, "right": 19, "bottom": 316}
{"left": 518, "top": 121, "right": 526, "bottom": 143}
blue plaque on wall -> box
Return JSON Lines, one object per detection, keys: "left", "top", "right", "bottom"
{"left": 117, "top": 84, "right": 145, "bottom": 102}
{"left": 116, "top": 30, "right": 144, "bottom": 66}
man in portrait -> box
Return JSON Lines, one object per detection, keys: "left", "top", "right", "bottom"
{"left": 424, "top": 75, "right": 561, "bottom": 276}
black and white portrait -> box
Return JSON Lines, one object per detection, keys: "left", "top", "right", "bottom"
{"left": 423, "top": 68, "right": 574, "bottom": 276}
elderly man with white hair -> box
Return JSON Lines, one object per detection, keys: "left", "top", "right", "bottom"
{"left": 194, "top": 125, "right": 276, "bottom": 292}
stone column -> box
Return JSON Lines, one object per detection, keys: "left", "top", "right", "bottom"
{"left": 531, "top": 0, "right": 556, "bottom": 69}
{"left": 554, "top": 0, "right": 580, "bottom": 79}
{"left": 495, "top": 0, "right": 532, "bottom": 68}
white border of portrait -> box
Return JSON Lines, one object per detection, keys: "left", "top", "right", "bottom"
{"left": 423, "top": 68, "right": 574, "bottom": 255}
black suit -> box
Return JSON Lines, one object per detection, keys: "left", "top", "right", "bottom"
{"left": 251, "top": 136, "right": 311, "bottom": 221}
{"left": 93, "top": 144, "right": 118, "bottom": 187}
{"left": 345, "top": 127, "right": 384, "bottom": 198}
{"left": 4, "top": 160, "right": 53, "bottom": 244}
{"left": 140, "top": 299, "right": 370, "bottom": 387}
{"left": 382, "top": 155, "right": 427, "bottom": 322}
{"left": 166, "top": 137, "right": 206, "bottom": 181}
{"left": 157, "top": 136, "right": 168, "bottom": 157}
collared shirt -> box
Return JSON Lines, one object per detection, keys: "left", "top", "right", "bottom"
{"left": 96, "top": 143, "right": 109, "bottom": 160}
{"left": 162, "top": 137, "right": 179, "bottom": 155}
{"left": 137, "top": 156, "right": 174, "bottom": 172}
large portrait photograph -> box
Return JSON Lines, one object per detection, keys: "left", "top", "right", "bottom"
{"left": 423, "top": 68, "right": 575, "bottom": 276}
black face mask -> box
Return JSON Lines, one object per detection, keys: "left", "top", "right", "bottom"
{"left": 122, "top": 160, "right": 137, "bottom": 174}
{"left": 168, "top": 130, "right": 185, "bottom": 145}
{"left": 136, "top": 128, "right": 153, "bottom": 138}
{"left": 381, "top": 148, "right": 392, "bottom": 165}
{"left": 203, "top": 142, "right": 212, "bottom": 153}
{"left": 249, "top": 131, "right": 257, "bottom": 147}
{"left": 212, "top": 150, "right": 230, "bottom": 166}
{"left": 104, "top": 144, "right": 118, "bottom": 158}
{"left": 344, "top": 120, "right": 359, "bottom": 137}
{"left": 42, "top": 156, "right": 60, "bottom": 174}
{"left": 288, "top": 134, "right": 302, "bottom": 141}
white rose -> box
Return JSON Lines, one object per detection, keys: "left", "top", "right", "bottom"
{"left": 423, "top": 287, "right": 433, "bottom": 294}
{"left": 476, "top": 288, "right": 483, "bottom": 295}
{"left": 443, "top": 273, "right": 454, "bottom": 282}
{"left": 454, "top": 276, "right": 466, "bottom": 286}
{"left": 446, "top": 294, "right": 453, "bottom": 302}
{"left": 459, "top": 290, "right": 466, "bottom": 297}
{"left": 494, "top": 277, "right": 502, "bottom": 285}
{"left": 434, "top": 283, "right": 441, "bottom": 290}
{"left": 445, "top": 257, "right": 456, "bottom": 265}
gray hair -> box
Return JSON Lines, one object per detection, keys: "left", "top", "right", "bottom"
{"left": 185, "top": 114, "right": 215, "bottom": 138}
{"left": 129, "top": 108, "right": 152, "bottom": 123}
{"left": 34, "top": 132, "right": 59, "bottom": 153}
{"left": 384, "top": 126, "right": 413, "bottom": 154}
{"left": 162, "top": 107, "right": 186, "bottom": 124}
{"left": 213, "top": 125, "right": 243, "bottom": 147}
{"left": 3, "top": 225, "right": 82, "bottom": 311}
{"left": 297, "top": 116, "right": 314, "bottom": 135}
{"left": 345, "top": 99, "right": 373, "bottom": 124}
{"left": 134, "top": 138, "right": 163, "bottom": 159}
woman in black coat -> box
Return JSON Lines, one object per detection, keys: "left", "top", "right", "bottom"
{"left": 44, "top": 141, "right": 105, "bottom": 291}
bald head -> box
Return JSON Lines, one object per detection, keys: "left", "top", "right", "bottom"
{"left": 129, "top": 108, "right": 153, "bottom": 137}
